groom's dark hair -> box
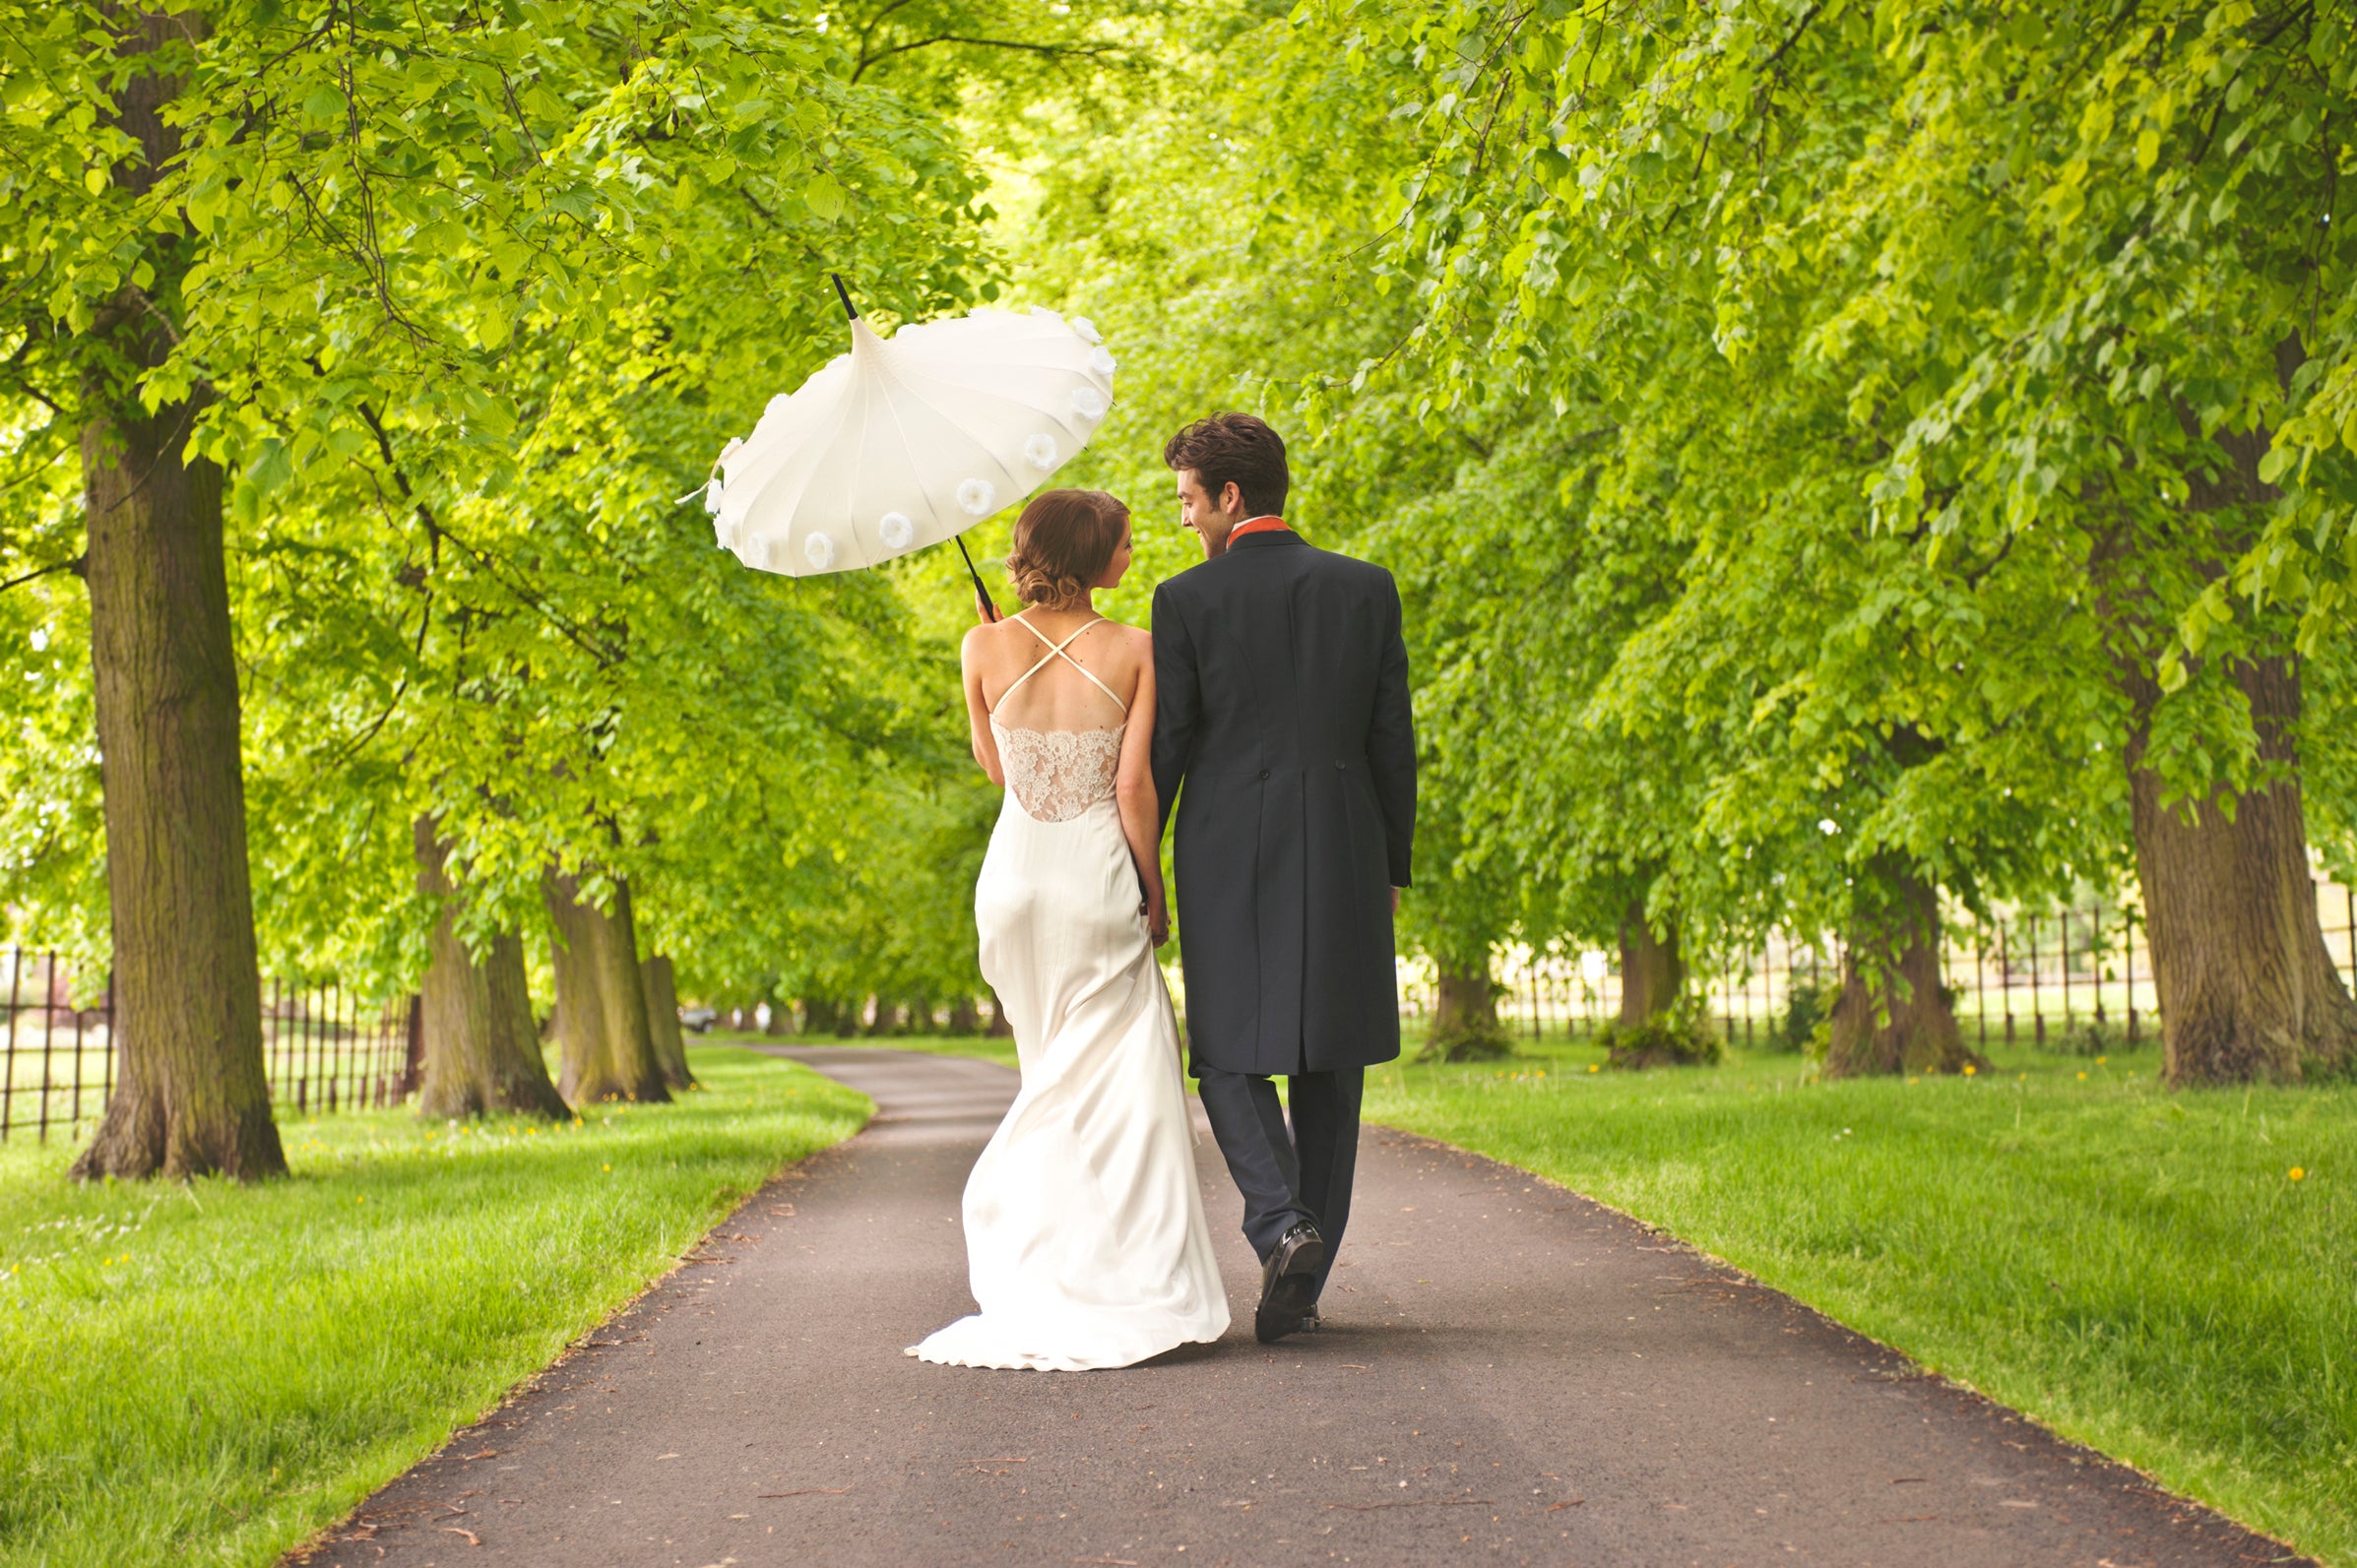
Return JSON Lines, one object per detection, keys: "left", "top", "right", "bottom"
{"left": 1164, "top": 413, "right": 1289, "bottom": 518}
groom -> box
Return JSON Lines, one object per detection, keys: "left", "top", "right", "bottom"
{"left": 1151, "top": 413, "right": 1417, "bottom": 1345}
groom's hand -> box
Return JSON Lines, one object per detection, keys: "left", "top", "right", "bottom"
{"left": 1391, "top": 887, "right": 1401, "bottom": 915}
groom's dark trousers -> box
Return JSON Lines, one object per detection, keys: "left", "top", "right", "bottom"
{"left": 1192, "top": 1068, "right": 1364, "bottom": 1288}
{"left": 1151, "top": 526, "right": 1416, "bottom": 1298}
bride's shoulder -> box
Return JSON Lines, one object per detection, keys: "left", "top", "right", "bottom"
{"left": 1101, "top": 618, "right": 1152, "bottom": 657}
{"left": 960, "top": 618, "right": 1010, "bottom": 664}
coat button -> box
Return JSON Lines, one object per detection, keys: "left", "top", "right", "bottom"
{"left": 1257, "top": 769, "right": 1270, "bottom": 780}
{"left": 1334, "top": 759, "right": 1346, "bottom": 770}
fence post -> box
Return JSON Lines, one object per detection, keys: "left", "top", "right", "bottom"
{"left": 2028, "top": 915, "right": 2044, "bottom": 1045}
{"left": 2000, "top": 922, "right": 2014, "bottom": 1041}
{"left": 2092, "top": 907, "right": 2109, "bottom": 1025}
{"left": 71, "top": 985, "right": 86, "bottom": 1132}
{"left": 1745, "top": 948, "right": 1755, "bottom": 1046}
{"left": 329, "top": 982, "right": 344, "bottom": 1114}
{"left": 2125, "top": 910, "right": 2138, "bottom": 1043}
{"left": 3, "top": 948, "right": 19, "bottom": 1143}
{"left": 38, "top": 952, "right": 56, "bottom": 1143}
{"left": 1974, "top": 930, "right": 1987, "bottom": 1047}
{"left": 2060, "top": 910, "right": 2072, "bottom": 1030}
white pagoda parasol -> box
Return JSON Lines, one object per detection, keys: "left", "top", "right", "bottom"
{"left": 704, "top": 278, "right": 1115, "bottom": 615}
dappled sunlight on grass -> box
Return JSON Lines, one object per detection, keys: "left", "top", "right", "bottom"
{"left": 0, "top": 1044, "right": 867, "bottom": 1568}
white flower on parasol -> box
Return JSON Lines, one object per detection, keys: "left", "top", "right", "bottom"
{"left": 705, "top": 280, "right": 1115, "bottom": 611}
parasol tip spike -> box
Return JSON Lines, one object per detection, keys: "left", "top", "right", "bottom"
{"left": 831, "top": 274, "right": 858, "bottom": 321}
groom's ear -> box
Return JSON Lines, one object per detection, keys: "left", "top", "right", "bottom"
{"left": 1220, "top": 480, "right": 1244, "bottom": 517}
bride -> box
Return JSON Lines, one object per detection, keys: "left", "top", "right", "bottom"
{"left": 909, "top": 488, "right": 1231, "bottom": 1371}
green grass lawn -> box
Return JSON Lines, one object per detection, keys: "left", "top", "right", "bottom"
{"left": 815, "top": 1027, "right": 2354, "bottom": 1563}
{"left": 0, "top": 1043, "right": 868, "bottom": 1568}
{"left": 721, "top": 1026, "right": 1018, "bottom": 1069}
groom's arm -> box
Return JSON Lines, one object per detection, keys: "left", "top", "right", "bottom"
{"left": 1367, "top": 573, "right": 1417, "bottom": 889}
{"left": 1150, "top": 584, "right": 1198, "bottom": 839}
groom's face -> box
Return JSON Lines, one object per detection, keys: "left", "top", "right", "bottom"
{"left": 1176, "top": 470, "right": 1244, "bottom": 559}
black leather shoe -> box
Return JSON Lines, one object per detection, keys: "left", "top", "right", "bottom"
{"left": 1255, "top": 1222, "right": 1326, "bottom": 1344}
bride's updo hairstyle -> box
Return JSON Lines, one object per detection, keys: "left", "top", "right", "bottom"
{"left": 1006, "top": 489, "right": 1128, "bottom": 606}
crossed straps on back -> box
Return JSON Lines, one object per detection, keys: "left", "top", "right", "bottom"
{"left": 987, "top": 609, "right": 1128, "bottom": 721}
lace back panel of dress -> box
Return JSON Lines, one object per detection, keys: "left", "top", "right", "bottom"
{"left": 993, "top": 721, "right": 1123, "bottom": 822}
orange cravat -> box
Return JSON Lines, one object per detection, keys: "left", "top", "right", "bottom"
{"left": 1227, "top": 515, "right": 1291, "bottom": 544}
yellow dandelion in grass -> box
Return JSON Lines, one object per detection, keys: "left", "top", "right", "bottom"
{"left": 603, "top": 1162, "right": 612, "bottom": 1172}
{"left": 2290, "top": 1167, "right": 2307, "bottom": 1182}
{"left": 2076, "top": 1071, "right": 2087, "bottom": 1080}
{"left": 1962, "top": 1064, "right": 1978, "bottom": 1077}
{"left": 2096, "top": 1055, "right": 2108, "bottom": 1065}
{"left": 1588, "top": 1064, "right": 1600, "bottom": 1073}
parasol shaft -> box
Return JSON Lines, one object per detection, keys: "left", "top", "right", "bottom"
{"left": 957, "top": 533, "right": 1000, "bottom": 622}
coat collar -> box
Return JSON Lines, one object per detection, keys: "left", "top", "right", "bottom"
{"left": 1223, "top": 530, "right": 1306, "bottom": 553}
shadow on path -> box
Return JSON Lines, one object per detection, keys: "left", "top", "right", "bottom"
{"left": 293, "top": 1045, "right": 2312, "bottom": 1567}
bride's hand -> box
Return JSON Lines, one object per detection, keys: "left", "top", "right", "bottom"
{"left": 1144, "top": 886, "right": 1170, "bottom": 947}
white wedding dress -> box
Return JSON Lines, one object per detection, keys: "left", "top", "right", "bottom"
{"left": 911, "top": 613, "right": 1230, "bottom": 1371}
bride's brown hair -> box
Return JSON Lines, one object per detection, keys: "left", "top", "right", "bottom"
{"left": 1005, "top": 489, "right": 1128, "bottom": 606}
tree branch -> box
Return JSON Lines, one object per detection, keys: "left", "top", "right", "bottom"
{"left": 852, "top": 34, "right": 1121, "bottom": 85}
{"left": 0, "top": 554, "right": 86, "bottom": 594}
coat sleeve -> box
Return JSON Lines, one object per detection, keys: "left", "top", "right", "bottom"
{"left": 1150, "top": 582, "right": 1198, "bottom": 839}
{"left": 1367, "top": 572, "right": 1417, "bottom": 887}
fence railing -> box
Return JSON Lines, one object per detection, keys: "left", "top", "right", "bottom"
{"left": 1394, "top": 881, "right": 2357, "bottom": 1051}
{"left": 12, "top": 883, "right": 2357, "bottom": 1139}
{"left": 0, "top": 950, "right": 418, "bottom": 1145}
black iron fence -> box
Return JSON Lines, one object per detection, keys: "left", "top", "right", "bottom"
{"left": 11, "top": 883, "right": 2357, "bottom": 1140}
{"left": 0, "top": 951, "right": 417, "bottom": 1145}
{"left": 1393, "top": 882, "right": 2357, "bottom": 1051}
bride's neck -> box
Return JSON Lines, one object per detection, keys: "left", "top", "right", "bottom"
{"left": 1030, "top": 592, "right": 1096, "bottom": 616}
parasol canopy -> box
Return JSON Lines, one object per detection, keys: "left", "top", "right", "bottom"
{"left": 706, "top": 283, "right": 1115, "bottom": 598}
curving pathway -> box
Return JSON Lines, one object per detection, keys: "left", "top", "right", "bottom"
{"left": 294, "top": 1045, "right": 2311, "bottom": 1567}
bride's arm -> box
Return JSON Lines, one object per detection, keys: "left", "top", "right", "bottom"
{"left": 962, "top": 629, "right": 1003, "bottom": 787}
{"left": 1114, "top": 641, "right": 1168, "bottom": 945}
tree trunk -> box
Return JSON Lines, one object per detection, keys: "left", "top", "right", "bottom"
{"left": 946, "top": 995, "right": 981, "bottom": 1034}
{"left": 1425, "top": 959, "right": 1507, "bottom": 1060}
{"left": 1618, "top": 902, "right": 1685, "bottom": 1027}
{"left": 1823, "top": 868, "right": 1978, "bottom": 1077}
{"left": 866, "top": 998, "right": 903, "bottom": 1036}
{"left": 2128, "top": 657, "right": 2357, "bottom": 1084}
{"left": 985, "top": 991, "right": 1014, "bottom": 1037}
{"left": 400, "top": 995, "right": 425, "bottom": 1097}
{"left": 541, "top": 869, "right": 669, "bottom": 1104}
{"left": 70, "top": 10, "right": 283, "bottom": 1182}
{"left": 414, "top": 820, "right": 566, "bottom": 1120}
{"left": 640, "top": 955, "right": 696, "bottom": 1090}
{"left": 1433, "top": 964, "right": 1497, "bottom": 1035}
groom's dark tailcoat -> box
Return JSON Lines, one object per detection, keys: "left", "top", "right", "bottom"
{"left": 1151, "top": 530, "right": 1417, "bottom": 1073}
{"left": 1152, "top": 527, "right": 1416, "bottom": 1278}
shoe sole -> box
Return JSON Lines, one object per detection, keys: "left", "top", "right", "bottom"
{"left": 1254, "top": 1232, "right": 1328, "bottom": 1344}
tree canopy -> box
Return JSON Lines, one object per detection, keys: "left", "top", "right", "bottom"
{"left": 3, "top": 0, "right": 2354, "bottom": 1178}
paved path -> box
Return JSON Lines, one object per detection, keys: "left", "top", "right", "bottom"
{"left": 298, "top": 1047, "right": 2309, "bottom": 1567}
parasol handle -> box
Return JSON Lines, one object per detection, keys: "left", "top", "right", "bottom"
{"left": 957, "top": 534, "right": 999, "bottom": 623}
{"left": 831, "top": 274, "right": 858, "bottom": 320}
